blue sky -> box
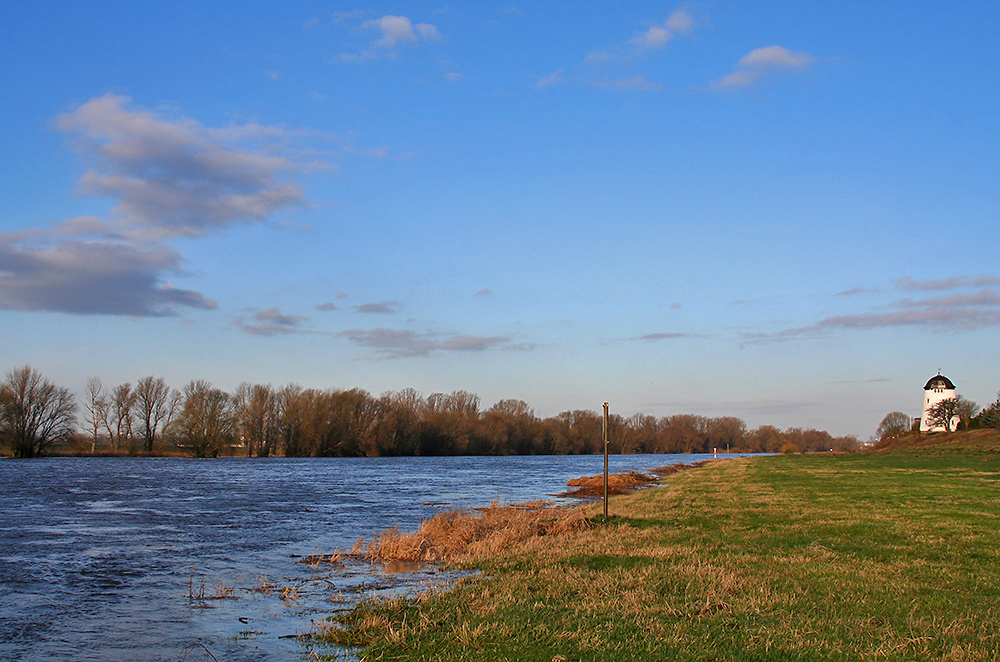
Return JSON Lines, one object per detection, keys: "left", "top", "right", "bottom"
{"left": 2, "top": 1, "right": 998, "bottom": 438}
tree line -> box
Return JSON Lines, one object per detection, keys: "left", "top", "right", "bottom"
{"left": 1, "top": 365, "right": 862, "bottom": 458}
{"left": 876, "top": 392, "right": 1000, "bottom": 442}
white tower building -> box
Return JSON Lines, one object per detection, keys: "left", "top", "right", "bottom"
{"left": 920, "top": 372, "right": 957, "bottom": 432}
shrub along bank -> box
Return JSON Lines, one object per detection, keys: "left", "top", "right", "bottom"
{"left": 323, "top": 431, "right": 1000, "bottom": 661}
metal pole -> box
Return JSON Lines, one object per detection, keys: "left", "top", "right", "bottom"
{"left": 603, "top": 402, "right": 609, "bottom": 518}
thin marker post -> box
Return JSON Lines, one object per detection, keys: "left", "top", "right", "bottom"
{"left": 603, "top": 402, "right": 609, "bottom": 519}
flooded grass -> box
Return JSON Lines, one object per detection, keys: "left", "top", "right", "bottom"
{"left": 323, "top": 437, "right": 1000, "bottom": 660}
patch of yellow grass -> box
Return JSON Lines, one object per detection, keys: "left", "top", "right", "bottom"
{"left": 353, "top": 500, "right": 589, "bottom": 563}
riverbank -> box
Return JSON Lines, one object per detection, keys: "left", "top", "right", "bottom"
{"left": 321, "top": 433, "right": 1000, "bottom": 660}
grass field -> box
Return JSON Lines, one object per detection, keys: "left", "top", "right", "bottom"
{"left": 322, "top": 432, "right": 1000, "bottom": 661}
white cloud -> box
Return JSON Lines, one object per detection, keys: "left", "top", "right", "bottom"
{"left": 55, "top": 93, "right": 311, "bottom": 239}
{"left": 740, "top": 45, "right": 813, "bottom": 69}
{"left": 665, "top": 9, "right": 694, "bottom": 34}
{"left": 585, "top": 8, "right": 697, "bottom": 64}
{"left": 629, "top": 25, "right": 673, "bottom": 51}
{"left": 367, "top": 15, "right": 420, "bottom": 47}
{"left": 415, "top": 22, "right": 443, "bottom": 42}
{"left": 0, "top": 94, "right": 336, "bottom": 318}
{"left": 444, "top": 71, "right": 465, "bottom": 82}
{"left": 338, "top": 14, "right": 443, "bottom": 61}
{"left": 711, "top": 45, "right": 816, "bottom": 91}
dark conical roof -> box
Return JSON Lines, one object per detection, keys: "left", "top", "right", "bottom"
{"left": 924, "top": 373, "right": 956, "bottom": 390}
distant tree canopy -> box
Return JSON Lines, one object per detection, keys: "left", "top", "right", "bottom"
{"left": 876, "top": 411, "right": 913, "bottom": 442}
{"left": 1, "top": 366, "right": 866, "bottom": 457}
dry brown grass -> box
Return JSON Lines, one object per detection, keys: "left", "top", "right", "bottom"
{"left": 558, "top": 462, "right": 709, "bottom": 498}
{"left": 871, "top": 427, "right": 1000, "bottom": 453}
{"left": 559, "top": 471, "right": 657, "bottom": 497}
{"left": 350, "top": 500, "right": 589, "bottom": 564}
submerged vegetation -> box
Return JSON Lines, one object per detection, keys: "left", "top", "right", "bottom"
{"left": 2, "top": 364, "right": 861, "bottom": 458}
{"left": 319, "top": 430, "right": 1000, "bottom": 661}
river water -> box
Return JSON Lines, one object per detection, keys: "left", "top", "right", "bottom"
{"left": 0, "top": 454, "right": 718, "bottom": 661}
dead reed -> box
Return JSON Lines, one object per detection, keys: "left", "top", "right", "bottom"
{"left": 559, "top": 470, "right": 657, "bottom": 497}
{"left": 351, "top": 500, "right": 589, "bottom": 564}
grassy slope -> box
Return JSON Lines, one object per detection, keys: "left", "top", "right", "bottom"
{"left": 329, "top": 431, "right": 1000, "bottom": 661}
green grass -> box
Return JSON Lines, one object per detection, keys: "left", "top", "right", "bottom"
{"left": 322, "top": 434, "right": 1000, "bottom": 661}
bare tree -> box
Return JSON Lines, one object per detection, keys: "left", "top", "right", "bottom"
{"left": 926, "top": 397, "right": 961, "bottom": 432}
{"left": 135, "top": 376, "right": 171, "bottom": 452}
{"left": 164, "top": 388, "right": 183, "bottom": 432}
{"left": 169, "top": 380, "right": 235, "bottom": 457}
{"left": 876, "top": 411, "right": 912, "bottom": 442}
{"left": 0, "top": 366, "right": 77, "bottom": 458}
{"left": 233, "top": 382, "right": 279, "bottom": 457}
{"left": 955, "top": 396, "right": 979, "bottom": 431}
{"left": 83, "top": 377, "right": 109, "bottom": 453}
{"left": 705, "top": 416, "right": 747, "bottom": 452}
{"left": 107, "top": 383, "right": 137, "bottom": 451}
{"left": 374, "top": 388, "right": 425, "bottom": 456}
{"left": 746, "top": 425, "right": 783, "bottom": 453}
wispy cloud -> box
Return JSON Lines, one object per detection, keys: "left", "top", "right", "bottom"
{"left": 337, "top": 327, "right": 517, "bottom": 358}
{"left": 540, "top": 8, "right": 695, "bottom": 92}
{"left": 535, "top": 68, "right": 566, "bottom": 89}
{"left": 439, "top": 335, "right": 511, "bottom": 351}
{"left": 337, "top": 328, "right": 436, "bottom": 357}
{"left": 634, "top": 332, "right": 692, "bottom": 341}
{"left": 835, "top": 287, "right": 875, "bottom": 297}
{"left": 303, "top": 10, "right": 365, "bottom": 30}
{"left": 710, "top": 45, "right": 816, "bottom": 91}
{"left": 897, "top": 275, "right": 1000, "bottom": 291}
{"left": 338, "top": 14, "right": 444, "bottom": 63}
{"left": 591, "top": 75, "right": 664, "bottom": 92}
{"left": 353, "top": 300, "right": 401, "bottom": 314}
{"left": 585, "top": 9, "right": 696, "bottom": 63}
{"left": 746, "top": 276, "right": 1000, "bottom": 344}
{"left": 235, "top": 307, "right": 310, "bottom": 336}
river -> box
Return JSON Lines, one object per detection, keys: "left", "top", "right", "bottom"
{"left": 0, "top": 454, "right": 721, "bottom": 661}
